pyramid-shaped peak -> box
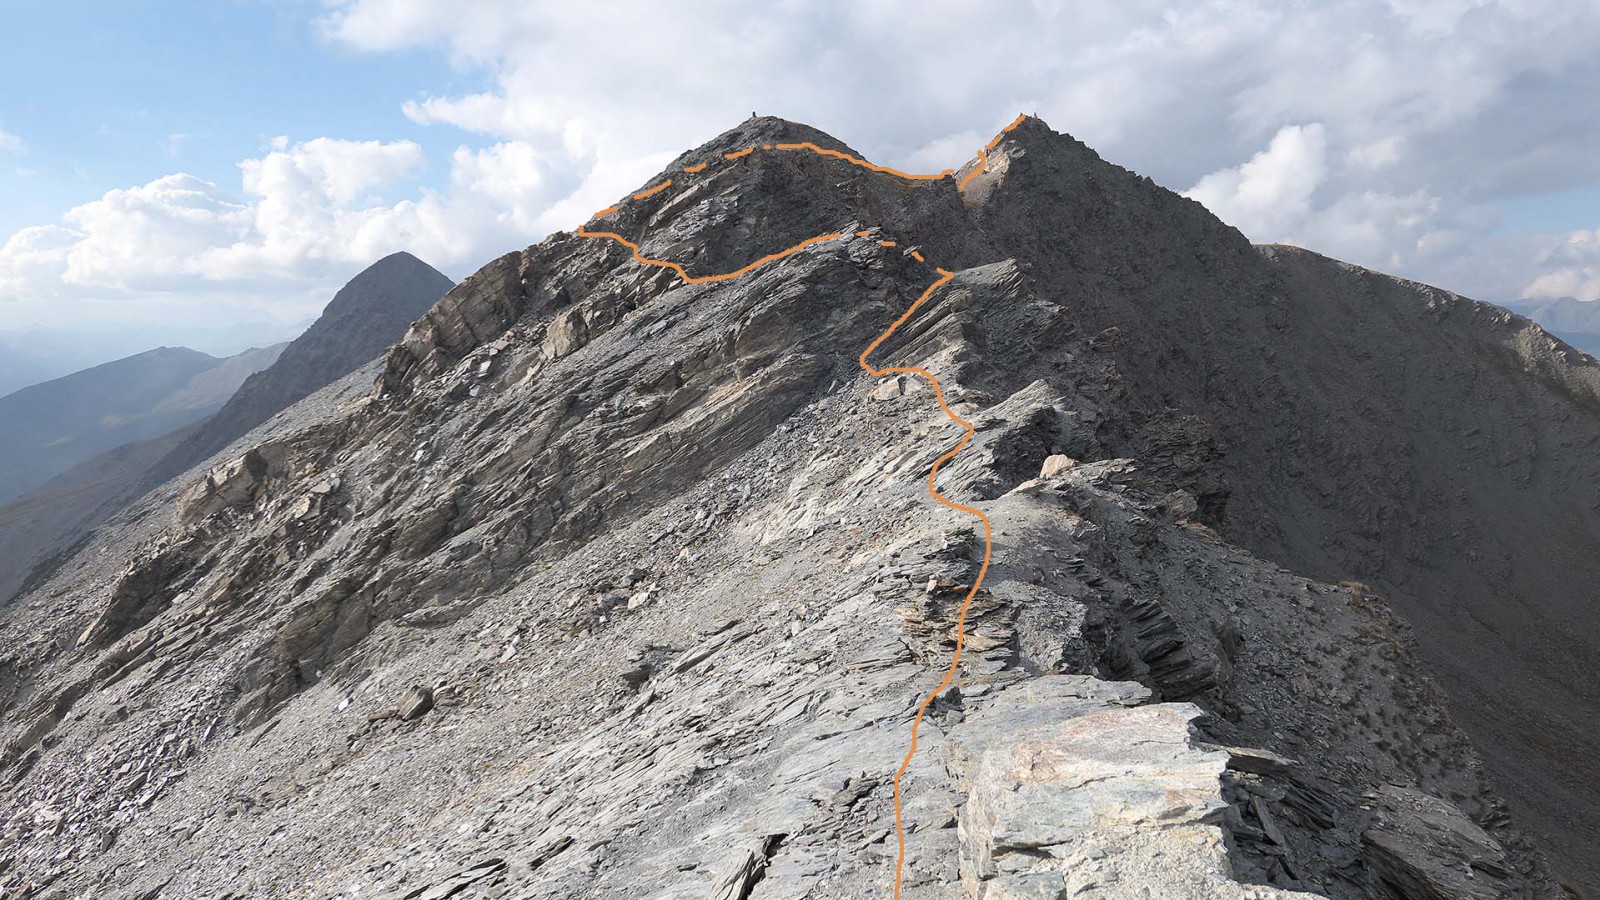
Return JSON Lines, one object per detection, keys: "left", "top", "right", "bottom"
{"left": 656, "top": 116, "right": 870, "bottom": 177}
{"left": 652, "top": 113, "right": 1093, "bottom": 189}
{"left": 357, "top": 251, "right": 448, "bottom": 281}
{"left": 326, "top": 252, "right": 454, "bottom": 316}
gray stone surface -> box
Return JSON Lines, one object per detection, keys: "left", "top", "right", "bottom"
{"left": 0, "top": 115, "right": 1585, "bottom": 898}
{"left": 0, "top": 253, "right": 452, "bottom": 609}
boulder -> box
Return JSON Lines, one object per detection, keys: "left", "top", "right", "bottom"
{"left": 543, "top": 308, "right": 590, "bottom": 359}
{"left": 399, "top": 687, "right": 435, "bottom": 722}
{"left": 1362, "top": 785, "right": 1521, "bottom": 900}
{"left": 1039, "top": 455, "right": 1077, "bottom": 478}
{"left": 176, "top": 450, "right": 269, "bottom": 525}
{"left": 872, "top": 375, "right": 923, "bottom": 401}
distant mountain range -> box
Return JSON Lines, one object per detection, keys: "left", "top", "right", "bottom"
{"left": 0, "top": 344, "right": 286, "bottom": 503}
{"left": 5, "top": 115, "right": 1597, "bottom": 896}
{"left": 0, "top": 319, "right": 313, "bottom": 398}
{"left": 0, "top": 250, "right": 454, "bottom": 604}
{"left": 1505, "top": 296, "right": 1600, "bottom": 356}
{"left": 0, "top": 344, "right": 69, "bottom": 399}
{"left": 149, "top": 251, "right": 456, "bottom": 483}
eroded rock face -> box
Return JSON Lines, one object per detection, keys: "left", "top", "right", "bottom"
{"left": 176, "top": 450, "right": 269, "bottom": 525}
{"left": 0, "top": 115, "right": 1584, "bottom": 898}
{"left": 1362, "top": 786, "right": 1524, "bottom": 900}
{"left": 959, "top": 699, "right": 1316, "bottom": 900}
{"left": 152, "top": 252, "right": 455, "bottom": 485}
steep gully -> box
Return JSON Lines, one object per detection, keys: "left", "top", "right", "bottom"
{"left": 575, "top": 114, "right": 1026, "bottom": 899}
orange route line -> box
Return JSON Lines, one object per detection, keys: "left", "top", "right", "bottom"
{"left": 959, "top": 148, "right": 989, "bottom": 189}
{"left": 856, "top": 268, "right": 992, "bottom": 900}
{"left": 575, "top": 115, "right": 1026, "bottom": 900}
{"left": 592, "top": 204, "right": 619, "bottom": 219}
{"left": 986, "top": 112, "right": 1027, "bottom": 151}
{"left": 618, "top": 114, "right": 1029, "bottom": 220}
{"left": 632, "top": 179, "right": 673, "bottom": 200}
{"left": 774, "top": 141, "right": 953, "bottom": 182}
{"left": 575, "top": 226, "right": 844, "bottom": 284}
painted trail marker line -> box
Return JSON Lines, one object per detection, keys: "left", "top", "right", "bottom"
{"left": 574, "top": 113, "right": 1024, "bottom": 900}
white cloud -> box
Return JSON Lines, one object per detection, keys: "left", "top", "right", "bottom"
{"left": 1524, "top": 228, "right": 1600, "bottom": 301}
{"left": 58, "top": 174, "right": 253, "bottom": 291}
{"left": 1187, "top": 124, "right": 1329, "bottom": 239}
{"left": 1184, "top": 124, "right": 1457, "bottom": 275}
{"left": 0, "top": 226, "right": 76, "bottom": 294}
{"left": 10, "top": 0, "right": 1600, "bottom": 324}
{"left": 0, "top": 128, "right": 23, "bottom": 154}
{"left": 310, "top": 0, "right": 1600, "bottom": 303}
{"left": 0, "top": 136, "right": 563, "bottom": 320}
{"left": 1347, "top": 135, "right": 1407, "bottom": 171}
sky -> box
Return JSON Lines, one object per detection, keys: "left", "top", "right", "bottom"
{"left": 4, "top": 0, "right": 1600, "bottom": 343}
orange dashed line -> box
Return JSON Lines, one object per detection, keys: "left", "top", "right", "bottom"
{"left": 683, "top": 162, "right": 709, "bottom": 173}
{"left": 773, "top": 141, "right": 951, "bottom": 182}
{"left": 856, "top": 230, "right": 873, "bottom": 238}
{"left": 984, "top": 112, "right": 1028, "bottom": 151}
{"left": 575, "top": 226, "right": 844, "bottom": 285}
{"left": 632, "top": 179, "right": 673, "bottom": 200}
{"left": 574, "top": 115, "right": 1029, "bottom": 900}
{"left": 959, "top": 148, "right": 989, "bottom": 189}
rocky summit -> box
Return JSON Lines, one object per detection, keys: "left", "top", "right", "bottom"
{"left": 0, "top": 115, "right": 1595, "bottom": 898}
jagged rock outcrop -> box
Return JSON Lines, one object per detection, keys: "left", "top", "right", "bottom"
{"left": 0, "top": 115, "right": 1591, "bottom": 898}
{"left": 1507, "top": 296, "right": 1600, "bottom": 357}
{"left": 148, "top": 251, "right": 454, "bottom": 486}
{"left": 0, "top": 255, "right": 452, "bottom": 609}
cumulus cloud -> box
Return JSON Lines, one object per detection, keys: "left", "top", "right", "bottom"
{"left": 311, "top": 0, "right": 1600, "bottom": 303}
{"left": 1, "top": 139, "right": 426, "bottom": 299}
{"left": 10, "top": 0, "right": 1600, "bottom": 322}
{"left": 1183, "top": 124, "right": 1455, "bottom": 274}
{"left": 1524, "top": 229, "right": 1600, "bottom": 301}
{"left": 1187, "top": 124, "right": 1330, "bottom": 239}
{"left": 0, "top": 136, "right": 577, "bottom": 317}
{"left": 0, "top": 226, "right": 75, "bottom": 294}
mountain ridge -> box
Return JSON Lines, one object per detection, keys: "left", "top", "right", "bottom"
{"left": 0, "top": 344, "right": 286, "bottom": 504}
{"left": 145, "top": 251, "right": 455, "bottom": 487}
{"left": 0, "top": 253, "right": 453, "bottom": 609}
{"left": 0, "top": 114, "right": 1591, "bottom": 897}
{"left": 1504, "top": 295, "right": 1600, "bottom": 357}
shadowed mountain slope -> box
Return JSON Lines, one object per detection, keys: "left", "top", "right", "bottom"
{"left": 0, "top": 255, "right": 454, "bottom": 609}
{"left": 0, "top": 344, "right": 284, "bottom": 504}
{"left": 146, "top": 251, "right": 454, "bottom": 486}
{"left": 0, "top": 116, "right": 1591, "bottom": 898}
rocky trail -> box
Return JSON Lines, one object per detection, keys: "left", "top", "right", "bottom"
{"left": 571, "top": 122, "right": 1025, "bottom": 897}
{"left": 0, "top": 114, "right": 1594, "bottom": 898}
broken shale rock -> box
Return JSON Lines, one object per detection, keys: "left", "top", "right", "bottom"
{"left": 959, "top": 701, "right": 1318, "bottom": 900}
{"left": 0, "top": 114, "right": 1583, "bottom": 898}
